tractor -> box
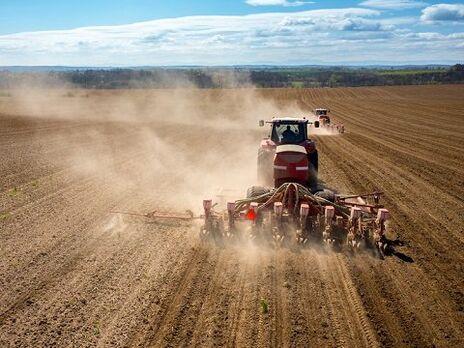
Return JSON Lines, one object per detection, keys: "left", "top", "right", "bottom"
{"left": 200, "top": 117, "right": 393, "bottom": 257}
{"left": 314, "top": 108, "right": 345, "bottom": 133}
{"left": 314, "top": 108, "right": 331, "bottom": 126}
{"left": 256, "top": 117, "right": 319, "bottom": 192}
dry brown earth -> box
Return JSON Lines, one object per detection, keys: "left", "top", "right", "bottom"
{"left": 0, "top": 85, "right": 463, "bottom": 347}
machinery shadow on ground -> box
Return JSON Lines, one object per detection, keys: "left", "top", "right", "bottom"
{"left": 386, "top": 238, "right": 414, "bottom": 263}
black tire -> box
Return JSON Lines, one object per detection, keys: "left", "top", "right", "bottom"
{"left": 307, "top": 150, "right": 319, "bottom": 190}
{"left": 307, "top": 168, "right": 318, "bottom": 191}
{"left": 309, "top": 150, "right": 318, "bottom": 173}
{"left": 257, "top": 148, "right": 274, "bottom": 186}
{"left": 247, "top": 186, "right": 271, "bottom": 199}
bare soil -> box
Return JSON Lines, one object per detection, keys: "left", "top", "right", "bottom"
{"left": 0, "top": 85, "right": 463, "bottom": 347}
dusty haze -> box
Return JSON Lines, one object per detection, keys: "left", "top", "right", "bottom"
{"left": 1, "top": 87, "right": 313, "bottom": 211}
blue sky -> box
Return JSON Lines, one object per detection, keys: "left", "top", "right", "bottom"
{"left": 0, "top": 0, "right": 463, "bottom": 65}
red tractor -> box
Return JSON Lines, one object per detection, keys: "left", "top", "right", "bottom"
{"left": 256, "top": 117, "right": 319, "bottom": 191}
{"left": 315, "top": 108, "right": 331, "bottom": 126}
{"left": 314, "top": 108, "right": 345, "bottom": 133}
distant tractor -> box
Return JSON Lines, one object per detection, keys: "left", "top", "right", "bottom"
{"left": 314, "top": 108, "right": 345, "bottom": 133}
{"left": 314, "top": 108, "right": 331, "bottom": 126}
{"left": 257, "top": 117, "right": 319, "bottom": 191}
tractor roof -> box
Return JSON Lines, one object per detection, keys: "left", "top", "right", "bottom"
{"left": 270, "top": 117, "right": 309, "bottom": 123}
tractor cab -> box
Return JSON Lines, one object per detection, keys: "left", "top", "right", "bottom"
{"left": 271, "top": 119, "right": 307, "bottom": 144}
{"left": 315, "top": 108, "right": 328, "bottom": 116}
{"left": 258, "top": 117, "right": 319, "bottom": 189}
{"left": 259, "top": 117, "right": 318, "bottom": 145}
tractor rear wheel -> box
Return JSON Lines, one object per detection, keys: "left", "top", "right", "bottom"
{"left": 308, "top": 167, "right": 318, "bottom": 191}
{"left": 309, "top": 150, "right": 318, "bottom": 173}
{"left": 308, "top": 150, "right": 318, "bottom": 190}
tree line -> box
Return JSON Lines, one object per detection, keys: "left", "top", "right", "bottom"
{"left": 0, "top": 65, "right": 462, "bottom": 89}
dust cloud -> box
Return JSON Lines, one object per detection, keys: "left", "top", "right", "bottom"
{"left": 2, "top": 75, "right": 315, "bottom": 215}
{"left": 309, "top": 125, "right": 343, "bottom": 136}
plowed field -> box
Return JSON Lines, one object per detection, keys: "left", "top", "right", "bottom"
{"left": 1, "top": 85, "right": 463, "bottom": 347}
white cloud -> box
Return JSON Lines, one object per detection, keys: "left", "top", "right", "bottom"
{"left": 402, "top": 31, "right": 464, "bottom": 40}
{"left": 421, "top": 4, "right": 464, "bottom": 22}
{"left": 246, "top": 0, "right": 313, "bottom": 7}
{"left": 0, "top": 8, "right": 462, "bottom": 66}
{"left": 359, "top": 0, "right": 428, "bottom": 10}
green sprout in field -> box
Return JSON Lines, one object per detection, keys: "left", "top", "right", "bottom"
{"left": 0, "top": 211, "right": 10, "bottom": 221}
{"left": 93, "top": 318, "right": 102, "bottom": 336}
{"left": 260, "top": 298, "right": 269, "bottom": 314}
{"left": 8, "top": 187, "right": 20, "bottom": 197}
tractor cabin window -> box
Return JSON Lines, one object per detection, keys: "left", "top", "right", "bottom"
{"left": 272, "top": 123, "right": 305, "bottom": 144}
